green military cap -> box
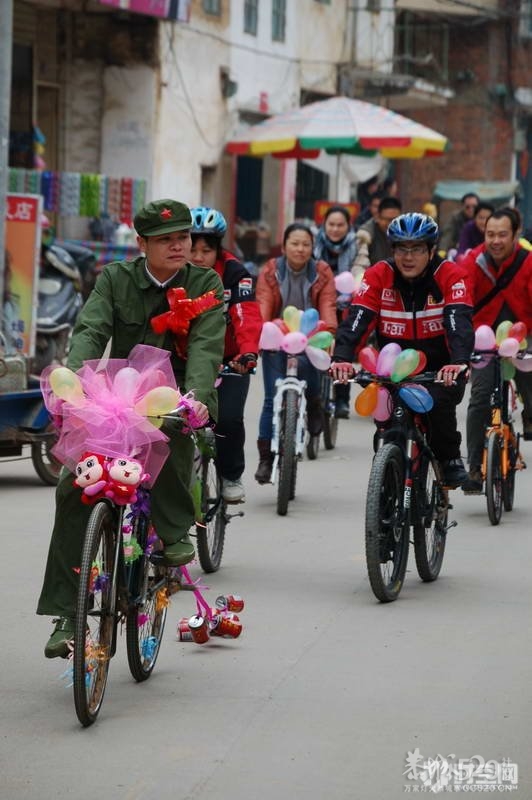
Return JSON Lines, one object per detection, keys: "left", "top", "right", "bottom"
{"left": 134, "top": 199, "right": 192, "bottom": 237}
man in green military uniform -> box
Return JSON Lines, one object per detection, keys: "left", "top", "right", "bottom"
{"left": 38, "top": 199, "right": 226, "bottom": 658}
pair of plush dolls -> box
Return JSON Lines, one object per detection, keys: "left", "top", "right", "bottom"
{"left": 73, "top": 452, "right": 149, "bottom": 506}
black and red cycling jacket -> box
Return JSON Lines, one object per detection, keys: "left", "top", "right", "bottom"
{"left": 333, "top": 256, "right": 474, "bottom": 370}
{"left": 214, "top": 249, "right": 263, "bottom": 361}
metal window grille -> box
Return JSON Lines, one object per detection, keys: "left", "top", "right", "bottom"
{"left": 272, "top": 0, "right": 286, "bottom": 42}
{"left": 203, "top": 0, "right": 221, "bottom": 15}
{"left": 244, "top": 0, "right": 258, "bottom": 34}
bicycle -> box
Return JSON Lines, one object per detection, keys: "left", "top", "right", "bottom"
{"left": 350, "top": 369, "right": 458, "bottom": 603}
{"left": 472, "top": 350, "right": 527, "bottom": 525}
{"left": 270, "top": 350, "right": 309, "bottom": 516}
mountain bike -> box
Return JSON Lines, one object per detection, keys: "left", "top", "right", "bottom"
{"left": 270, "top": 352, "right": 308, "bottom": 516}
{"left": 352, "top": 370, "right": 458, "bottom": 603}
{"left": 472, "top": 351, "right": 527, "bottom": 525}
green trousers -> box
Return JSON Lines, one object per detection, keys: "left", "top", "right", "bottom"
{"left": 36, "top": 429, "right": 195, "bottom": 618}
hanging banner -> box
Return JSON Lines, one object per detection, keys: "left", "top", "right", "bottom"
{"left": 98, "top": 0, "right": 190, "bottom": 21}
{"left": 4, "top": 194, "right": 42, "bottom": 357}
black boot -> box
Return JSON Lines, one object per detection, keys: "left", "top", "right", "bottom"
{"left": 334, "top": 382, "right": 350, "bottom": 419}
{"left": 255, "top": 439, "right": 273, "bottom": 484}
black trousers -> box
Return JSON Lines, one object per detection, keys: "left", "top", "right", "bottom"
{"left": 425, "top": 381, "right": 466, "bottom": 462}
{"left": 215, "top": 372, "right": 250, "bottom": 481}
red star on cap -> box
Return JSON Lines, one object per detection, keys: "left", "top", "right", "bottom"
{"left": 160, "top": 208, "right": 173, "bottom": 219}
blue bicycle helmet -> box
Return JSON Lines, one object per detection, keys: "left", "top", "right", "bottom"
{"left": 190, "top": 206, "right": 227, "bottom": 237}
{"left": 387, "top": 212, "right": 439, "bottom": 247}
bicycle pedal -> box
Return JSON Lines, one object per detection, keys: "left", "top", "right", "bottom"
{"left": 227, "top": 510, "right": 245, "bottom": 519}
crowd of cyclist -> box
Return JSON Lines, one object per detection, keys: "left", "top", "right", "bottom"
{"left": 38, "top": 190, "right": 532, "bottom": 659}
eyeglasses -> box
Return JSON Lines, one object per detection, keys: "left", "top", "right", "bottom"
{"left": 393, "top": 245, "right": 428, "bottom": 256}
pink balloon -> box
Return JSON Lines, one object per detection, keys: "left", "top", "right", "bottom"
{"left": 376, "top": 343, "right": 401, "bottom": 376}
{"left": 259, "top": 321, "right": 284, "bottom": 350}
{"left": 281, "top": 331, "right": 308, "bottom": 355}
{"left": 498, "top": 337, "right": 520, "bottom": 358}
{"left": 305, "top": 346, "right": 331, "bottom": 370}
{"left": 334, "top": 272, "right": 357, "bottom": 295}
{"left": 358, "top": 346, "right": 379, "bottom": 372}
{"left": 373, "top": 386, "right": 392, "bottom": 422}
{"left": 512, "top": 355, "right": 532, "bottom": 372}
{"left": 474, "top": 325, "right": 496, "bottom": 351}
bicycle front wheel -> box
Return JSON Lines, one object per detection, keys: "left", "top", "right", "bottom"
{"left": 73, "top": 501, "right": 117, "bottom": 727}
{"left": 196, "top": 457, "right": 226, "bottom": 572}
{"left": 502, "top": 428, "right": 517, "bottom": 512}
{"left": 413, "top": 455, "right": 447, "bottom": 582}
{"left": 486, "top": 431, "right": 503, "bottom": 525}
{"left": 126, "top": 512, "right": 168, "bottom": 681}
{"left": 365, "top": 444, "right": 409, "bottom": 602}
{"left": 277, "top": 389, "right": 298, "bottom": 516}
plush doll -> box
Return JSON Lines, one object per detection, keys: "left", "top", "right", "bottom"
{"left": 74, "top": 452, "right": 109, "bottom": 505}
{"left": 104, "top": 457, "right": 149, "bottom": 506}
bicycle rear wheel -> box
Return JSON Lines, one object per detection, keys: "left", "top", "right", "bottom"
{"left": 502, "top": 428, "right": 517, "bottom": 512}
{"left": 277, "top": 389, "right": 298, "bottom": 516}
{"left": 486, "top": 431, "right": 503, "bottom": 525}
{"left": 73, "top": 501, "right": 117, "bottom": 727}
{"left": 365, "top": 444, "right": 409, "bottom": 602}
{"left": 126, "top": 511, "right": 168, "bottom": 681}
{"left": 196, "top": 457, "right": 226, "bottom": 572}
{"left": 413, "top": 455, "right": 447, "bottom": 582}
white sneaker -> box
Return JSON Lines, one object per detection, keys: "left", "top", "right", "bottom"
{"left": 222, "top": 478, "right": 245, "bottom": 503}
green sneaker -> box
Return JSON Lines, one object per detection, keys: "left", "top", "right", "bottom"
{"left": 163, "top": 535, "right": 195, "bottom": 566}
{"left": 44, "top": 617, "right": 75, "bottom": 659}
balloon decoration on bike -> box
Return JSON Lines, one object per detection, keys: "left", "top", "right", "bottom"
{"left": 353, "top": 344, "right": 434, "bottom": 421}
{"left": 258, "top": 305, "right": 334, "bottom": 367}
{"left": 473, "top": 320, "right": 530, "bottom": 378}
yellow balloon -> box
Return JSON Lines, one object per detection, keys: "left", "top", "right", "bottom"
{"left": 49, "top": 367, "right": 84, "bottom": 404}
{"left": 283, "top": 305, "right": 302, "bottom": 332}
{"left": 136, "top": 386, "right": 179, "bottom": 418}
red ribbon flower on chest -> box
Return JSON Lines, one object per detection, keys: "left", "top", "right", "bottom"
{"left": 150, "top": 287, "right": 221, "bottom": 336}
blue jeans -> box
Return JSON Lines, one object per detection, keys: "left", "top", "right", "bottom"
{"left": 258, "top": 350, "right": 320, "bottom": 440}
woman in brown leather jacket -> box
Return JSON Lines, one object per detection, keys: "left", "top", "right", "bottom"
{"left": 254, "top": 223, "right": 336, "bottom": 483}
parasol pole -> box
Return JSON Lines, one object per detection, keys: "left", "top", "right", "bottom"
{"left": 335, "top": 153, "right": 341, "bottom": 200}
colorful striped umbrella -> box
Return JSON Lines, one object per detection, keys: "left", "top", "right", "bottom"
{"left": 226, "top": 96, "right": 448, "bottom": 160}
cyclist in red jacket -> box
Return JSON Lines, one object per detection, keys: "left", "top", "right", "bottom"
{"left": 190, "top": 207, "right": 262, "bottom": 503}
{"left": 331, "top": 212, "right": 474, "bottom": 488}
{"left": 460, "top": 206, "right": 532, "bottom": 493}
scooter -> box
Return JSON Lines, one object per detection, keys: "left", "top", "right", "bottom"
{"left": 32, "top": 243, "right": 84, "bottom": 375}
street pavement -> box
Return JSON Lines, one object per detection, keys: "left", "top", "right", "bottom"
{"left": 1, "top": 376, "right": 531, "bottom": 800}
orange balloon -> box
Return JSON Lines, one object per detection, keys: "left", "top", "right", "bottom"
{"left": 354, "top": 382, "right": 378, "bottom": 416}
